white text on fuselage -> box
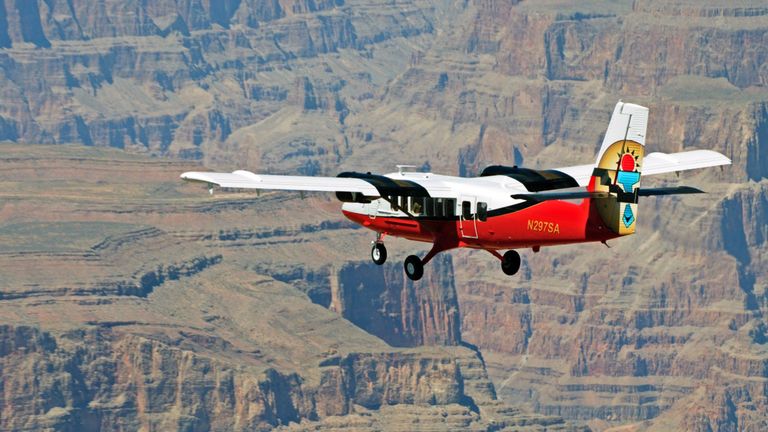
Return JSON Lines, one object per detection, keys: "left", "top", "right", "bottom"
{"left": 527, "top": 219, "right": 560, "bottom": 234}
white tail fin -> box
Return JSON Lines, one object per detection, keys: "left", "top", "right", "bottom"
{"left": 590, "top": 102, "right": 649, "bottom": 235}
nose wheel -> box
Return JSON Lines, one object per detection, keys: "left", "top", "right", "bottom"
{"left": 404, "top": 255, "right": 424, "bottom": 281}
{"left": 371, "top": 242, "right": 387, "bottom": 265}
{"left": 501, "top": 250, "right": 521, "bottom": 276}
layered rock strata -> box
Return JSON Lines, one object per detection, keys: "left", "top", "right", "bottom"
{"left": 0, "top": 144, "right": 583, "bottom": 431}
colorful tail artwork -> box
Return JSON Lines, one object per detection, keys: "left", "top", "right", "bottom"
{"left": 589, "top": 101, "right": 649, "bottom": 236}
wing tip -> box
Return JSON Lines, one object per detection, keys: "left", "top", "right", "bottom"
{"left": 180, "top": 171, "right": 211, "bottom": 184}
{"left": 670, "top": 186, "right": 704, "bottom": 194}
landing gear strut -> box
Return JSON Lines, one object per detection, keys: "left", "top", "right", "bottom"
{"left": 371, "top": 233, "right": 387, "bottom": 265}
{"left": 501, "top": 250, "right": 521, "bottom": 276}
{"left": 403, "top": 242, "right": 451, "bottom": 281}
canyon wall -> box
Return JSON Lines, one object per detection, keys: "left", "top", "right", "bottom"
{"left": 0, "top": 144, "right": 583, "bottom": 430}
{"left": 0, "top": 0, "right": 765, "bottom": 431}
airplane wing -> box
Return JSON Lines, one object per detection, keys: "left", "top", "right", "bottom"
{"left": 180, "top": 170, "right": 436, "bottom": 198}
{"left": 181, "top": 170, "right": 380, "bottom": 195}
{"left": 183, "top": 150, "right": 729, "bottom": 196}
{"left": 557, "top": 149, "right": 731, "bottom": 187}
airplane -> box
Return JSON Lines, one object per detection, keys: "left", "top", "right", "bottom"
{"left": 181, "top": 101, "right": 731, "bottom": 281}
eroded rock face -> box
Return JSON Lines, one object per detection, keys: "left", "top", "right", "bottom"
{"left": 0, "top": 323, "right": 579, "bottom": 431}
{"left": 0, "top": 145, "right": 587, "bottom": 431}
{"left": 0, "top": 325, "right": 466, "bottom": 431}
{"left": 330, "top": 255, "right": 461, "bottom": 347}
{"left": 0, "top": 0, "right": 435, "bottom": 160}
{"left": 422, "top": 2, "right": 767, "bottom": 430}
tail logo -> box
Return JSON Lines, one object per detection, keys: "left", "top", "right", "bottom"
{"left": 593, "top": 140, "right": 644, "bottom": 235}
{"left": 615, "top": 151, "right": 641, "bottom": 194}
{"left": 593, "top": 102, "right": 649, "bottom": 236}
{"left": 623, "top": 204, "right": 635, "bottom": 228}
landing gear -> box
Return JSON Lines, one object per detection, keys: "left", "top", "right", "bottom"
{"left": 501, "top": 250, "right": 521, "bottom": 276}
{"left": 403, "top": 242, "right": 450, "bottom": 281}
{"left": 371, "top": 243, "right": 387, "bottom": 265}
{"left": 404, "top": 255, "right": 424, "bottom": 281}
{"left": 371, "top": 233, "right": 387, "bottom": 265}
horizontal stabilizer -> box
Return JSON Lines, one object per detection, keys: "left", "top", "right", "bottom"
{"left": 637, "top": 186, "right": 704, "bottom": 196}
{"left": 511, "top": 191, "right": 610, "bottom": 202}
{"left": 512, "top": 186, "right": 703, "bottom": 202}
{"left": 643, "top": 151, "right": 730, "bottom": 176}
{"left": 555, "top": 149, "right": 731, "bottom": 187}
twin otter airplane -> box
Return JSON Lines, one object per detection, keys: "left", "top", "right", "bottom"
{"left": 182, "top": 102, "right": 730, "bottom": 281}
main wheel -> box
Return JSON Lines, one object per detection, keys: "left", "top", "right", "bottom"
{"left": 501, "top": 250, "right": 521, "bottom": 276}
{"left": 371, "top": 243, "right": 387, "bottom": 265}
{"left": 404, "top": 255, "right": 424, "bottom": 281}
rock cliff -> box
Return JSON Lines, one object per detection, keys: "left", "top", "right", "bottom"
{"left": 0, "top": 144, "right": 584, "bottom": 430}
{"left": 330, "top": 256, "right": 461, "bottom": 347}
{"left": 0, "top": 324, "right": 491, "bottom": 431}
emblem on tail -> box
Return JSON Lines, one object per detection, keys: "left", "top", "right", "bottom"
{"left": 589, "top": 102, "right": 649, "bottom": 235}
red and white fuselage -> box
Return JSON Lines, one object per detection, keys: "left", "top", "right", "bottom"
{"left": 340, "top": 171, "right": 615, "bottom": 251}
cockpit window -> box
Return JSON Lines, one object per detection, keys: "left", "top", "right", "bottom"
{"left": 477, "top": 202, "right": 488, "bottom": 221}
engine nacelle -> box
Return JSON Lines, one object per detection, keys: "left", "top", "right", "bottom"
{"left": 335, "top": 192, "right": 372, "bottom": 203}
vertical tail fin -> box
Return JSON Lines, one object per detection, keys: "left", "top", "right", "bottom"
{"left": 589, "top": 102, "right": 649, "bottom": 235}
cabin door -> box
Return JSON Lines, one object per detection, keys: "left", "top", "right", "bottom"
{"left": 367, "top": 199, "right": 379, "bottom": 219}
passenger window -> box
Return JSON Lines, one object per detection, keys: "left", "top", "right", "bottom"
{"left": 390, "top": 196, "right": 399, "bottom": 211}
{"left": 399, "top": 196, "right": 408, "bottom": 211}
{"left": 462, "top": 201, "right": 472, "bottom": 219}
{"left": 410, "top": 197, "right": 423, "bottom": 215}
{"left": 435, "top": 198, "right": 445, "bottom": 217}
{"left": 425, "top": 198, "right": 435, "bottom": 217}
{"left": 477, "top": 202, "right": 488, "bottom": 222}
{"left": 445, "top": 199, "right": 456, "bottom": 217}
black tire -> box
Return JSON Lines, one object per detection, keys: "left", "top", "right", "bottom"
{"left": 404, "top": 255, "right": 424, "bottom": 281}
{"left": 371, "top": 243, "right": 387, "bottom": 265}
{"left": 501, "top": 250, "right": 521, "bottom": 276}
